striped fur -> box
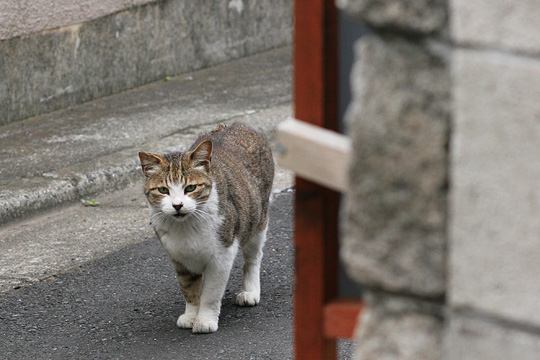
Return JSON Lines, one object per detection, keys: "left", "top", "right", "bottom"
{"left": 138, "top": 123, "right": 274, "bottom": 333}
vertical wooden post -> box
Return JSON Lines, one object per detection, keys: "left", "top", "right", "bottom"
{"left": 293, "top": 0, "right": 339, "bottom": 359}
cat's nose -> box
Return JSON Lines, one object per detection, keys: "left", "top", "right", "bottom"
{"left": 173, "top": 203, "right": 183, "bottom": 211}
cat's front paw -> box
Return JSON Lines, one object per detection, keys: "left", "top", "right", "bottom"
{"left": 176, "top": 313, "right": 197, "bottom": 329}
{"left": 236, "top": 291, "right": 260, "bottom": 306}
{"left": 192, "top": 316, "right": 218, "bottom": 334}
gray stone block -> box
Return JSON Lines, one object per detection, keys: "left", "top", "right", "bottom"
{"left": 450, "top": 49, "right": 540, "bottom": 326}
{"left": 0, "top": 0, "right": 292, "bottom": 125}
{"left": 343, "top": 35, "right": 450, "bottom": 297}
{"left": 354, "top": 292, "right": 443, "bottom": 360}
{"left": 337, "top": 0, "right": 447, "bottom": 34}
{"left": 444, "top": 312, "right": 540, "bottom": 360}
{"left": 451, "top": 0, "right": 540, "bottom": 54}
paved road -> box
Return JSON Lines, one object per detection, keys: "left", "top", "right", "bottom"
{"left": 0, "top": 192, "right": 352, "bottom": 359}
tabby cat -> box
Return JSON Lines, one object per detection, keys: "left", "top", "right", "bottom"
{"left": 138, "top": 123, "right": 274, "bottom": 333}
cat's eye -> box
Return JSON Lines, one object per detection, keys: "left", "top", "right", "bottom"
{"left": 157, "top": 187, "right": 169, "bottom": 195}
{"left": 184, "top": 184, "right": 197, "bottom": 193}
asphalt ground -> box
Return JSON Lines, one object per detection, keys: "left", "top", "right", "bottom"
{"left": 0, "top": 192, "right": 353, "bottom": 359}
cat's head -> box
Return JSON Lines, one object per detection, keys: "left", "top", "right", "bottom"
{"left": 138, "top": 140, "right": 213, "bottom": 221}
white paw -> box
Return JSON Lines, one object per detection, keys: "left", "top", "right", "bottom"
{"left": 192, "top": 316, "right": 219, "bottom": 333}
{"left": 236, "top": 291, "right": 260, "bottom": 306}
{"left": 176, "top": 313, "right": 197, "bottom": 329}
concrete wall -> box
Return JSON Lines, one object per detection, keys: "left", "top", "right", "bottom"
{"left": 0, "top": 0, "right": 155, "bottom": 40}
{"left": 447, "top": 0, "right": 540, "bottom": 357}
{"left": 0, "top": 0, "right": 292, "bottom": 125}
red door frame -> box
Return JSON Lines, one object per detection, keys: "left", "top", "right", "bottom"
{"left": 293, "top": 1, "right": 363, "bottom": 359}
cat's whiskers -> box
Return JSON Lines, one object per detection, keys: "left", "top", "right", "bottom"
{"left": 193, "top": 207, "right": 213, "bottom": 219}
{"left": 189, "top": 210, "right": 207, "bottom": 224}
{"left": 191, "top": 209, "right": 212, "bottom": 224}
{"left": 193, "top": 206, "right": 210, "bottom": 214}
{"left": 150, "top": 211, "right": 170, "bottom": 228}
{"left": 191, "top": 207, "right": 222, "bottom": 232}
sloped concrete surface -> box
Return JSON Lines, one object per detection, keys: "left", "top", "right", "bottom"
{"left": 0, "top": 47, "right": 291, "bottom": 224}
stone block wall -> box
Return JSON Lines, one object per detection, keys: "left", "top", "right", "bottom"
{"left": 0, "top": 0, "right": 292, "bottom": 125}
{"left": 341, "top": 0, "right": 540, "bottom": 358}
{"left": 447, "top": 0, "right": 540, "bottom": 358}
{"left": 339, "top": 0, "right": 450, "bottom": 358}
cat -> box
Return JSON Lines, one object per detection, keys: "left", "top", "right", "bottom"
{"left": 138, "top": 123, "right": 274, "bottom": 333}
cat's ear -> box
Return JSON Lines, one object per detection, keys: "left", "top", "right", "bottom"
{"left": 138, "top": 152, "right": 164, "bottom": 177}
{"left": 189, "top": 140, "right": 212, "bottom": 171}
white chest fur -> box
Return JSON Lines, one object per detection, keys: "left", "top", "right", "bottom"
{"left": 151, "top": 186, "right": 225, "bottom": 274}
{"left": 158, "top": 219, "right": 222, "bottom": 274}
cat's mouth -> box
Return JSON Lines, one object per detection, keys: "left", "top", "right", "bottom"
{"left": 173, "top": 212, "right": 187, "bottom": 218}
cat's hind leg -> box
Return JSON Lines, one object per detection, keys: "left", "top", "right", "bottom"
{"left": 236, "top": 224, "right": 268, "bottom": 306}
{"left": 173, "top": 262, "right": 202, "bottom": 329}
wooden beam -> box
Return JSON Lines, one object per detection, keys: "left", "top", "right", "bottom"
{"left": 324, "top": 300, "right": 363, "bottom": 339}
{"left": 276, "top": 118, "right": 351, "bottom": 192}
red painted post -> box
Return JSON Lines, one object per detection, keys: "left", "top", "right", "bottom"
{"left": 324, "top": 300, "right": 364, "bottom": 339}
{"left": 293, "top": 0, "right": 339, "bottom": 359}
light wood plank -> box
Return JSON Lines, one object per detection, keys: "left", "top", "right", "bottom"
{"left": 275, "top": 118, "right": 351, "bottom": 192}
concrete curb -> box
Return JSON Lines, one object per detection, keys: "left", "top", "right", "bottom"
{"left": 0, "top": 106, "right": 291, "bottom": 225}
